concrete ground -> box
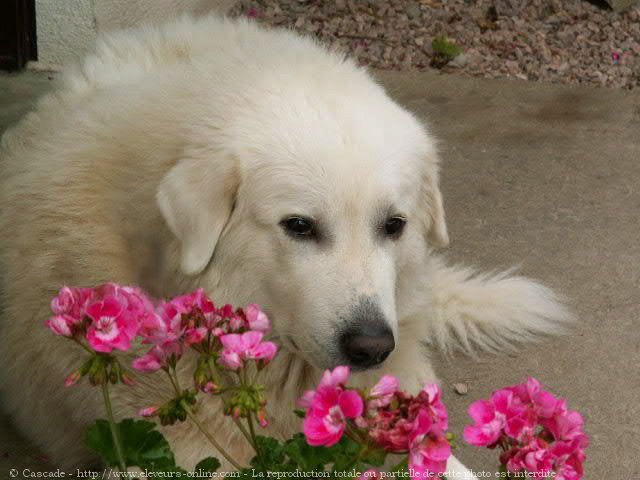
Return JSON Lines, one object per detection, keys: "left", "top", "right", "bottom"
{"left": 1, "top": 69, "right": 638, "bottom": 479}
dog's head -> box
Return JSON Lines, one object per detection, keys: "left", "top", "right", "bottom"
{"left": 157, "top": 67, "right": 447, "bottom": 371}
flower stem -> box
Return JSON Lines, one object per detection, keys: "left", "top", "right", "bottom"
{"left": 207, "top": 357, "right": 221, "bottom": 385}
{"left": 180, "top": 399, "right": 242, "bottom": 470}
{"left": 164, "top": 368, "right": 182, "bottom": 396}
{"left": 247, "top": 413, "right": 267, "bottom": 473}
{"left": 101, "top": 379, "right": 127, "bottom": 472}
{"left": 233, "top": 418, "right": 257, "bottom": 452}
{"left": 247, "top": 413, "right": 259, "bottom": 451}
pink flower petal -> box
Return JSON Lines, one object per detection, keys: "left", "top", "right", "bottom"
{"left": 298, "top": 390, "right": 316, "bottom": 409}
{"left": 253, "top": 341, "right": 277, "bottom": 362}
{"left": 139, "top": 406, "right": 159, "bottom": 417}
{"left": 132, "top": 352, "right": 162, "bottom": 373}
{"left": 241, "top": 330, "right": 264, "bottom": 349}
{"left": 319, "top": 366, "right": 350, "bottom": 388}
{"left": 246, "top": 304, "right": 271, "bottom": 332}
{"left": 370, "top": 375, "right": 399, "bottom": 398}
{"left": 338, "top": 390, "right": 364, "bottom": 418}
{"left": 46, "top": 315, "right": 73, "bottom": 337}
{"left": 468, "top": 399, "right": 496, "bottom": 424}
{"left": 219, "top": 350, "right": 242, "bottom": 370}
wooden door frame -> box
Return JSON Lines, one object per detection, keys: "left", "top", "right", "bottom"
{"left": 0, "top": 0, "right": 37, "bottom": 71}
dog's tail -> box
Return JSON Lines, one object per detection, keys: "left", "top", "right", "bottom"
{"left": 427, "top": 258, "right": 572, "bottom": 355}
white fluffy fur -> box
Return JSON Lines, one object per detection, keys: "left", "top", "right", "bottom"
{"left": 0, "top": 16, "right": 570, "bottom": 475}
{"left": 428, "top": 259, "right": 570, "bottom": 355}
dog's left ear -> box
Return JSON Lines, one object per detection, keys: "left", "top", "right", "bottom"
{"left": 421, "top": 163, "right": 449, "bottom": 248}
{"left": 157, "top": 157, "right": 240, "bottom": 276}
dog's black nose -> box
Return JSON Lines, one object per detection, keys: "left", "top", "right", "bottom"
{"left": 341, "top": 326, "right": 395, "bottom": 368}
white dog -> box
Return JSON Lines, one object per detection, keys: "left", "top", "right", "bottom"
{"left": 0, "top": 16, "right": 569, "bottom": 477}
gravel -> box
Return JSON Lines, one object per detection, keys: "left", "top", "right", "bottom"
{"left": 230, "top": 0, "right": 640, "bottom": 89}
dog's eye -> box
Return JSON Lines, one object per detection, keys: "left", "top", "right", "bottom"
{"left": 384, "top": 216, "right": 406, "bottom": 238}
{"left": 280, "top": 216, "right": 316, "bottom": 239}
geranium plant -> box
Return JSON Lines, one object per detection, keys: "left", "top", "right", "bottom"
{"left": 46, "top": 283, "right": 587, "bottom": 479}
{"left": 463, "top": 378, "right": 589, "bottom": 480}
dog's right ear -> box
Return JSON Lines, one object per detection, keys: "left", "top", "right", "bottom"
{"left": 157, "top": 157, "right": 240, "bottom": 276}
{"left": 421, "top": 166, "right": 449, "bottom": 248}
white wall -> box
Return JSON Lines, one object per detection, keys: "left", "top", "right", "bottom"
{"left": 35, "top": 0, "right": 97, "bottom": 69}
{"left": 95, "top": 0, "right": 237, "bottom": 31}
{"left": 33, "top": 0, "right": 237, "bottom": 70}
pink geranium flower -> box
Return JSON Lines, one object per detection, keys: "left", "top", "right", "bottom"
{"left": 65, "top": 370, "right": 82, "bottom": 387}
{"left": 139, "top": 406, "right": 159, "bottom": 417}
{"left": 46, "top": 286, "right": 95, "bottom": 337}
{"left": 300, "top": 366, "right": 371, "bottom": 447}
{"left": 464, "top": 377, "right": 588, "bottom": 480}
{"left": 543, "top": 406, "right": 586, "bottom": 443}
{"left": 132, "top": 343, "right": 183, "bottom": 373}
{"left": 184, "top": 326, "right": 208, "bottom": 346}
{"left": 366, "top": 383, "right": 451, "bottom": 477}
{"left": 48, "top": 283, "right": 156, "bottom": 353}
{"left": 297, "top": 390, "right": 317, "bottom": 409}
{"left": 319, "top": 366, "right": 350, "bottom": 388}
{"left": 463, "top": 398, "right": 504, "bottom": 447}
{"left": 303, "top": 386, "right": 364, "bottom": 446}
{"left": 508, "top": 377, "right": 560, "bottom": 419}
{"left": 46, "top": 315, "right": 75, "bottom": 337}
{"left": 86, "top": 295, "right": 137, "bottom": 352}
{"left": 245, "top": 304, "right": 271, "bottom": 332}
{"left": 504, "top": 438, "right": 554, "bottom": 476}
{"left": 202, "top": 381, "right": 219, "bottom": 394}
{"left": 298, "top": 366, "right": 352, "bottom": 409}
{"left": 118, "top": 285, "right": 155, "bottom": 321}
{"left": 422, "top": 383, "right": 449, "bottom": 431}
{"left": 218, "top": 331, "right": 277, "bottom": 370}
{"left": 409, "top": 410, "right": 451, "bottom": 477}
{"left": 192, "top": 290, "right": 221, "bottom": 329}
{"left": 50, "top": 286, "right": 93, "bottom": 320}
{"left": 168, "top": 291, "right": 199, "bottom": 313}
{"left": 142, "top": 300, "right": 185, "bottom": 345}
{"left": 50, "top": 286, "right": 77, "bottom": 315}
{"left": 464, "top": 389, "right": 532, "bottom": 446}
{"left": 368, "top": 375, "right": 399, "bottom": 408}
{"left": 368, "top": 409, "right": 414, "bottom": 451}
{"left": 552, "top": 439, "right": 587, "bottom": 480}
{"left": 228, "top": 313, "right": 245, "bottom": 331}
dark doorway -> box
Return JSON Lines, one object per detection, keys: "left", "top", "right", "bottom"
{"left": 0, "top": 0, "right": 37, "bottom": 71}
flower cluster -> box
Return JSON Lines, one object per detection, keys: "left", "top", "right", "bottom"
{"left": 133, "top": 289, "right": 276, "bottom": 376}
{"left": 299, "top": 366, "right": 364, "bottom": 447}
{"left": 464, "top": 377, "right": 588, "bottom": 480}
{"left": 367, "top": 383, "right": 451, "bottom": 476}
{"left": 48, "top": 284, "right": 153, "bottom": 353}
{"left": 47, "top": 284, "right": 277, "bottom": 423}
{"left": 299, "top": 367, "right": 452, "bottom": 478}
{"left": 47, "top": 284, "right": 589, "bottom": 477}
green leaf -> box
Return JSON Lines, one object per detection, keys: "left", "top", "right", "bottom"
{"left": 251, "top": 436, "right": 285, "bottom": 470}
{"left": 86, "top": 419, "right": 181, "bottom": 472}
{"left": 361, "top": 447, "right": 386, "bottom": 467}
{"left": 389, "top": 457, "right": 408, "bottom": 477}
{"left": 331, "top": 437, "right": 364, "bottom": 473}
{"left": 282, "top": 434, "right": 327, "bottom": 470}
{"left": 281, "top": 433, "right": 349, "bottom": 471}
{"left": 86, "top": 420, "right": 118, "bottom": 467}
{"left": 195, "top": 457, "right": 221, "bottom": 474}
